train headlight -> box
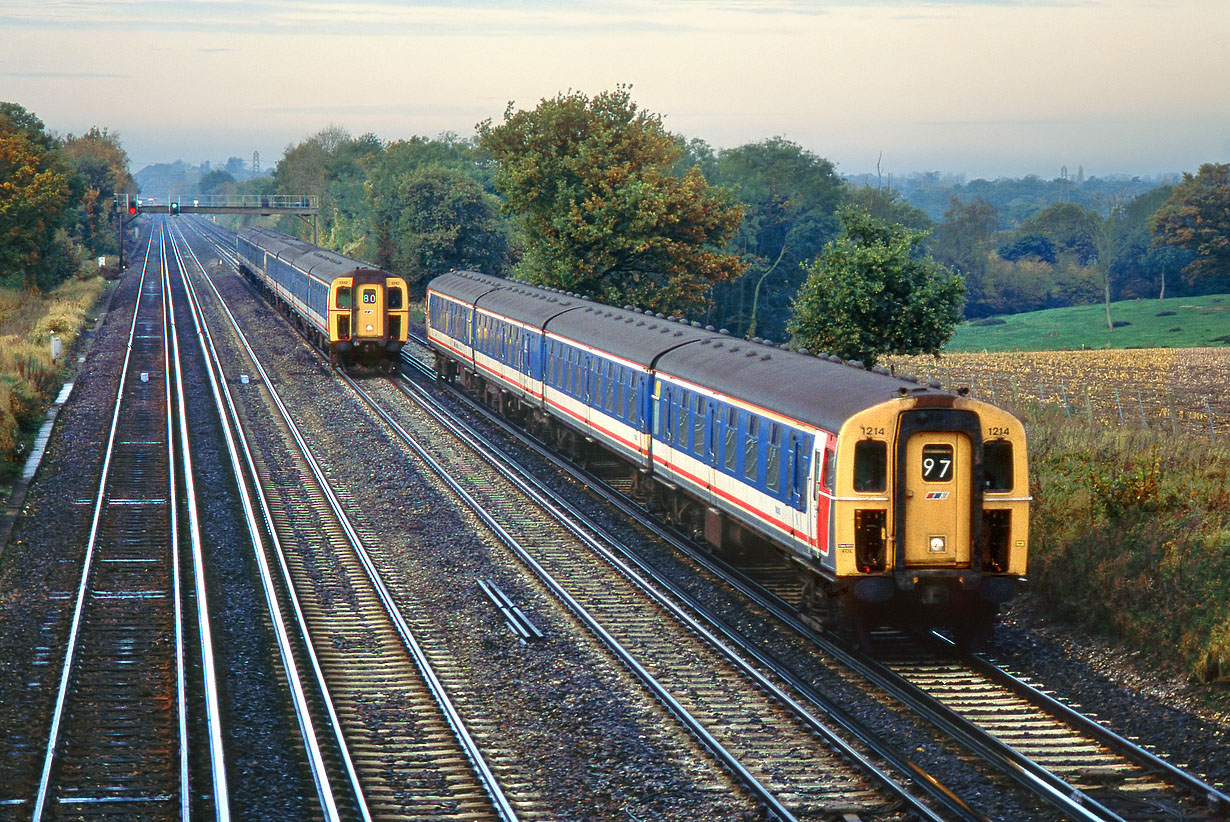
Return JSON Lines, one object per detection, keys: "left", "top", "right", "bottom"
{"left": 929, "top": 535, "right": 946, "bottom": 553}
{"left": 366, "top": 324, "right": 374, "bottom": 332}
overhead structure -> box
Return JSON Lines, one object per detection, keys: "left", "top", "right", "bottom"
{"left": 129, "top": 194, "right": 319, "bottom": 217}
{"left": 118, "top": 192, "right": 322, "bottom": 243}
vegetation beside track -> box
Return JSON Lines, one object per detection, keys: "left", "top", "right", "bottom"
{"left": 0, "top": 277, "right": 107, "bottom": 490}
{"left": 1020, "top": 404, "right": 1230, "bottom": 684}
{"left": 894, "top": 339, "right": 1230, "bottom": 684}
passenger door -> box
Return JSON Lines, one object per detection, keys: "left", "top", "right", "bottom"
{"left": 903, "top": 432, "right": 970, "bottom": 566}
{"left": 356, "top": 283, "right": 383, "bottom": 337}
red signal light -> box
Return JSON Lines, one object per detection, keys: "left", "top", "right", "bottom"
{"left": 128, "top": 202, "right": 138, "bottom": 215}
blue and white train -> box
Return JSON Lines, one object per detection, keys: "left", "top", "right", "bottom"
{"left": 426, "top": 270, "right": 1031, "bottom": 639}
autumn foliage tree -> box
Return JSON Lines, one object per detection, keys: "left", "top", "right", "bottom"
{"left": 477, "top": 87, "right": 745, "bottom": 315}
{"left": 0, "top": 103, "right": 74, "bottom": 289}
{"left": 1151, "top": 162, "right": 1230, "bottom": 286}
{"left": 60, "top": 126, "right": 136, "bottom": 256}
{"left": 788, "top": 205, "right": 964, "bottom": 367}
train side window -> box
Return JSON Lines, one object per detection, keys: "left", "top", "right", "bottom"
{"left": 853, "top": 440, "right": 887, "bottom": 492}
{"left": 823, "top": 447, "right": 837, "bottom": 493}
{"left": 723, "top": 407, "right": 738, "bottom": 472}
{"left": 766, "top": 424, "right": 782, "bottom": 494}
{"left": 674, "top": 390, "right": 689, "bottom": 447}
{"left": 744, "top": 415, "right": 760, "bottom": 483}
{"left": 336, "top": 286, "right": 351, "bottom": 309}
{"left": 984, "top": 441, "right": 1014, "bottom": 491}
{"left": 692, "top": 395, "right": 706, "bottom": 456}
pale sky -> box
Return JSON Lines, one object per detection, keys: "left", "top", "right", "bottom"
{"left": 3, "top": 0, "right": 1228, "bottom": 180}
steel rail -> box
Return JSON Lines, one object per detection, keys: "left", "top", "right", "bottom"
{"left": 31, "top": 230, "right": 160, "bottom": 821}
{"left": 163, "top": 225, "right": 191, "bottom": 822}
{"left": 941, "top": 633, "right": 1230, "bottom": 817}
{"left": 383, "top": 364, "right": 981, "bottom": 822}
{"left": 181, "top": 220, "right": 517, "bottom": 822}
{"left": 169, "top": 221, "right": 351, "bottom": 821}
{"left": 162, "top": 221, "right": 233, "bottom": 819}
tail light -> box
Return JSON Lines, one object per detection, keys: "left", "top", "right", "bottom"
{"left": 983, "top": 510, "right": 1011, "bottom": 572}
{"left": 855, "top": 510, "right": 887, "bottom": 572}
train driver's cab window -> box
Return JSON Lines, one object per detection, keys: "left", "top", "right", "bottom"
{"left": 983, "top": 441, "right": 1014, "bottom": 492}
{"left": 336, "top": 286, "right": 351, "bottom": 309}
{"left": 853, "top": 440, "right": 887, "bottom": 492}
{"left": 388, "top": 286, "right": 402, "bottom": 309}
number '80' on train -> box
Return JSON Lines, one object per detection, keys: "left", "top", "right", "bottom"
{"left": 426, "top": 270, "right": 1030, "bottom": 643}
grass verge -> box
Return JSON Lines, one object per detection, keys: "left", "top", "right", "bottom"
{"left": 1022, "top": 404, "right": 1230, "bottom": 683}
{"left": 0, "top": 277, "right": 107, "bottom": 491}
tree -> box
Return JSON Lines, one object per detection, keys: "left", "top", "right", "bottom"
{"left": 1151, "top": 162, "right": 1230, "bottom": 285}
{"left": 477, "top": 87, "right": 745, "bottom": 315}
{"left": 931, "top": 195, "right": 999, "bottom": 317}
{"left": 788, "top": 205, "right": 964, "bottom": 367}
{"left": 997, "top": 235, "right": 1057, "bottom": 264}
{"left": 1092, "top": 200, "right": 1127, "bottom": 330}
{"left": 0, "top": 103, "right": 75, "bottom": 289}
{"left": 1114, "top": 186, "right": 1190, "bottom": 300}
{"left": 704, "top": 137, "right": 846, "bottom": 339}
{"left": 847, "top": 184, "right": 934, "bottom": 235}
{"left": 273, "top": 126, "right": 383, "bottom": 251}
{"left": 1016, "top": 202, "right": 1100, "bottom": 265}
{"left": 198, "top": 168, "right": 235, "bottom": 195}
{"left": 60, "top": 127, "right": 134, "bottom": 257}
{"left": 368, "top": 165, "right": 510, "bottom": 294}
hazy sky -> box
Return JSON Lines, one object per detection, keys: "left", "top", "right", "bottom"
{"left": 4, "top": 0, "right": 1228, "bottom": 180}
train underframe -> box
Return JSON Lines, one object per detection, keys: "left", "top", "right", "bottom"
{"left": 442, "top": 354, "right": 1004, "bottom": 650}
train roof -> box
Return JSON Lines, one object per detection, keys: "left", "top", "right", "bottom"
{"left": 239, "top": 227, "right": 381, "bottom": 282}
{"left": 654, "top": 330, "right": 931, "bottom": 433}
{"left": 548, "top": 303, "right": 710, "bottom": 368}
{"left": 430, "top": 270, "right": 507, "bottom": 306}
{"left": 426, "top": 271, "right": 941, "bottom": 432}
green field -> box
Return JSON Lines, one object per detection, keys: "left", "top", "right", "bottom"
{"left": 947, "top": 294, "right": 1230, "bottom": 353}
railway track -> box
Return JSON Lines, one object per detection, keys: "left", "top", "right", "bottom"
{"left": 23, "top": 222, "right": 227, "bottom": 820}
{"left": 185, "top": 218, "right": 944, "bottom": 819}
{"left": 171, "top": 219, "right": 1228, "bottom": 820}
{"left": 345, "top": 367, "right": 972, "bottom": 820}
{"left": 399, "top": 333, "right": 1230, "bottom": 822}
{"left": 178, "top": 219, "right": 522, "bottom": 820}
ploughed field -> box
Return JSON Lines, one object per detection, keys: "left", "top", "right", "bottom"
{"left": 886, "top": 346, "right": 1230, "bottom": 437}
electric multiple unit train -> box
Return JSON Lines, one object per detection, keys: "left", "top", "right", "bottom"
{"left": 425, "top": 270, "right": 1030, "bottom": 642}
{"left": 236, "top": 227, "right": 409, "bottom": 366}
